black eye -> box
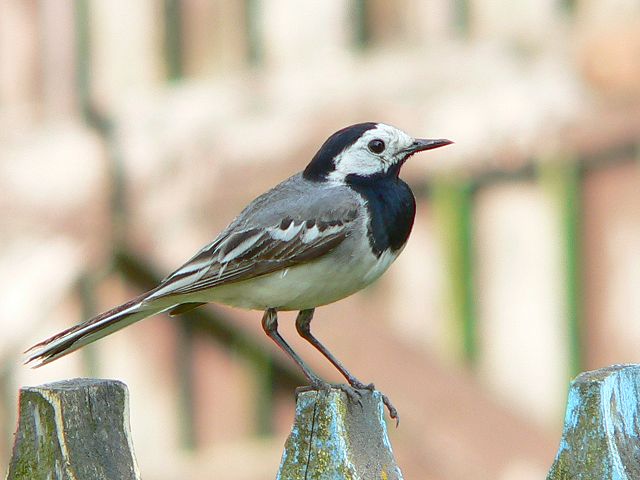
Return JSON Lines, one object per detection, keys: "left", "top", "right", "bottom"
{"left": 368, "top": 139, "right": 385, "bottom": 154}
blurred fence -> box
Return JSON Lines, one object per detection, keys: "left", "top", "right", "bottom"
{"left": 2, "top": 1, "right": 640, "bottom": 478}
{"left": 1, "top": 0, "right": 592, "bottom": 118}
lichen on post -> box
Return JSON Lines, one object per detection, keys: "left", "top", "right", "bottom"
{"left": 547, "top": 364, "right": 640, "bottom": 480}
{"left": 277, "top": 387, "right": 403, "bottom": 479}
{"left": 7, "top": 378, "right": 141, "bottom": 480}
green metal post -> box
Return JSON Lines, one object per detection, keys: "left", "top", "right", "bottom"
{"left": 432, "top": 179, "right": 477, "bottom": 365}
{"left": 454, "top": 0, "right": 470, "bottom": 36}
{"left": 244, "top": 0, "right": 263, "bottom": 65}
{"left": 164, "top": 0, "right": 183, "bottom": 80}
{"left": 352, "top": 0, "right": 370, "bottom": 50}
{"left": 539, "top": 160, "right": 583, "bottom": 378}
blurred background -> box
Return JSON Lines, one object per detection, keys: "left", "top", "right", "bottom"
{"left": 2, "top": 0, "right": 640, "bottom": 478}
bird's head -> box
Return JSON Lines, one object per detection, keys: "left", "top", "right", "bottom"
{"left": 303, "top": 122, "right": 452, "bottom": 182}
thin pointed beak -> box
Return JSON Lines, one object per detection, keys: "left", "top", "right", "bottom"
{"left": 408, "top": 138, "right": 454, "bottom": 153}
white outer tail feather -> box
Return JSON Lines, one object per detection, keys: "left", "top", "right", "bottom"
{"left": 25, "top": 298, "right": 164, "bottom": 368}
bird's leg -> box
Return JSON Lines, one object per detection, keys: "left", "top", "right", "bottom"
{"left": 295, "top": 309, "right": 399, "bottom": 423}
{"left": 261, "top": 308, "right": 325, "bottom": 388}
{"left": 295, "top": 309, "right": 369, "bottom": 388}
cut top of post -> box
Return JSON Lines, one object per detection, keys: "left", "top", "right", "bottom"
{"left": 277, "top": 387, "right": 403, "bottom": 480}
{"left": 7, "top": 377, "right": 141, "bottom": 480}
{"left": 548, "top": 364, "right": 640, "bottom": 480}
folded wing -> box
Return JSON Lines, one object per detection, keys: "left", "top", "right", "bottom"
{"left": 149, "top": 211, "right": 357, "bottom": 299}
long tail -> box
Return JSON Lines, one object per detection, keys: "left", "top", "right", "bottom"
{"left": 25, "top": 293, "right": 166, "bottom": 368}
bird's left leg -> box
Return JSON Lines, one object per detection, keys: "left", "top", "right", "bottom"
{"left": 295, "top": 308, "right": 399, "bottom": 422}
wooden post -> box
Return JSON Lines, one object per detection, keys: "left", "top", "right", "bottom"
{"left": 7, "top": 378, "right": 140, "bottom": 480}
{"left": 547, "top": 364, "right": 640, "bottom": 479}
{"left": 277, "top": 388, "right": 403, "bottom": 479}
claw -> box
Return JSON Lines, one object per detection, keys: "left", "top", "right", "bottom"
{"left": 348, "top": 381, "right": 399, "bottom": 425}
{"left": 350, "top": 380, "right": 375, "bottom": 391}
{"left": 334, "top": 384, "right": 364, "bottom": 409}
{"left": 380, "top": 393, "right": 400, "bottom": 427}
{"left": 296, "top": 382, "right": 364, "bottom": 409}
{"left": 296, "top": 381, "right": 400, "bottom": 426}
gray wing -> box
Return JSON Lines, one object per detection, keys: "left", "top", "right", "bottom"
{"left": 148, "top": 174, "right": 361, "bottom": 299}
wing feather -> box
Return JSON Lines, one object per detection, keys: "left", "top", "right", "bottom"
{"left": 148, "top": 216, "right": 353, "bottom": 299}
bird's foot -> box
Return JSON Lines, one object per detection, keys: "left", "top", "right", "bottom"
{"left": 349, "top": 380, "right": 375, "bottom": 391}
{"left": 296, "top": 380, "right": 364, "bottom": 409}
{"left": 297, "top": 379, "right": 400, "bottom": 426}
{"left": 380, "top": 393, "right": 400, "bottom": 426}
{"left": 333, "top": 383, "right": 365, "bottom": 407}
{"left": 347, "top": 380, "right": 400, "bottom": 426}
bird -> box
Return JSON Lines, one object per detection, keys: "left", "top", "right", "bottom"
{"left": 26, "top": 122, "right": 452, "bottom": 421}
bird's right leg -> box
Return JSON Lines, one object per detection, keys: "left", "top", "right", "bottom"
{"left": 261, "top": 308, "right": 325, "bottom": 387}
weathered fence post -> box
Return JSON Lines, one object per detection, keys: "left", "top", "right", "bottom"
{"left": 277, "top": 388, "right": 403, "bottom": 479}
{"left": 6, "top": 378, "right": 141, "bottom": 480}
{"left": 547, "top": 364, "right": 640, "bottom": 480}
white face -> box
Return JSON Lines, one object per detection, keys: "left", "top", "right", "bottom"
{"left": 328, "top": 123, "right": 415, "bottom": 181}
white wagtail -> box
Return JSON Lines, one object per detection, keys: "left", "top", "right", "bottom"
{"left": 26, "top": 122, "right": 452, "bottom": 421}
